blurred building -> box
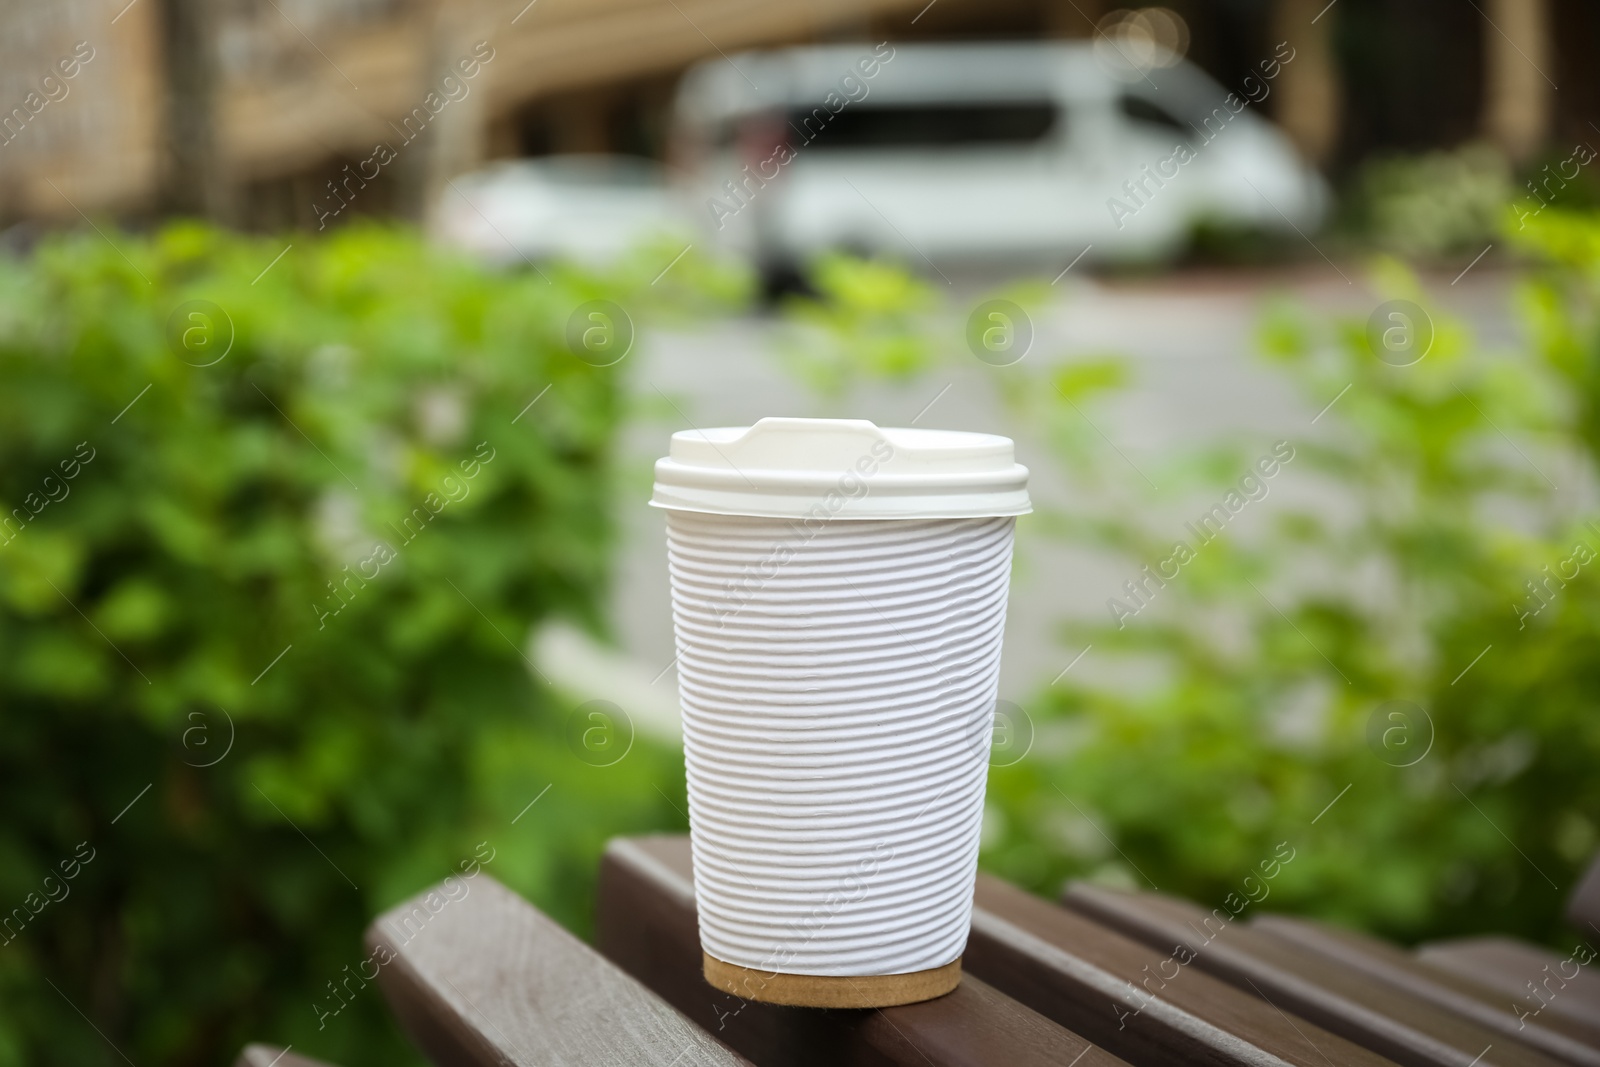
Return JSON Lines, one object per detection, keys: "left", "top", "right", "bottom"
{"left": 0, "top": 0, "right": 1593, "bottom": 230}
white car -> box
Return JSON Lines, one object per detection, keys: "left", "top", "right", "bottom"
{"left": 672, "top": 42, "right": 1329, "bottom": 280}
{"left": 433, "top": 155, "right": 693, "bottom": 267}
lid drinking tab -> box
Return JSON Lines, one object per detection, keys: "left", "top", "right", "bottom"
{"left": 650, "top": 416, "right": 1031, "bottom": 520}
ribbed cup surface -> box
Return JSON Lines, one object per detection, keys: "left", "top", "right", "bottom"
{"left": 667, "top": 510, "right": 1016, "bottom": 976}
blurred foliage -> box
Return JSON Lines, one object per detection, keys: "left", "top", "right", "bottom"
{"left": 1180, "top": 215, "right": 1301, "bottom": 268}
{"left": 977, "top": 211, "right": 1600, "bottom": 949}
{"left": 776, "top": 252, "right": 943, "bottom": 395}
{"left": 0, "top": 223, "right": 742, "bottom": 1066}
{"left": 1343, "top": 142, "right": 1515, "bottom": 260}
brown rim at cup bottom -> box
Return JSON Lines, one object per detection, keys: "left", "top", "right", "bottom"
{"left": 701, "top": 951, "right": 962, "bottom": 1008}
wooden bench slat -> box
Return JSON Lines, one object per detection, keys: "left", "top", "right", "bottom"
{"left": 1418, "top": 938, "right": 1600, "bottom": 1034}
{"left": 1062, "top": 882, "right": 1567, "bottom": 1067}
{"left": 968, "top": 874, "right": 1401, "bottom": 1067}
{"left": 1253, "top": 915, "right": 1600, "bottom": 1061}
{"left": 233, "top": 1045, "right": 342, "bottom": 1067}
{"left": 597, "top": 834, "right": 1131, "bottom": 1067}
{"left": 365, "top": 872, "right": 752, "bottom": 1067}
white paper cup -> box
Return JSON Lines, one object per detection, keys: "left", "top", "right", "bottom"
{"left": 650, "top": 418, "right": 1029, "bottom": 1008}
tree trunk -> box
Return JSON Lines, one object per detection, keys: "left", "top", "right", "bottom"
{"left": 158, "top": 0, "right": 229, "bottom": 220}
{"left": 1482, "top": 0, "right": 1552, "bottom": 163}
{"left": 1271, "top": 0, "right": 1341, "bottom": 167}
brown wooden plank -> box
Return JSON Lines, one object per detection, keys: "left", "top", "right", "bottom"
{"left": 365, "top": 872, "right": 751, "bottom": 1067}
{"left": 597, "top": 834, "right": 1131, "bottom": 1067}
{"left": 1252, "top": 914, "right": 1600, "bottom": 1063}
{"left": 233, "top": 1046, "right": 341, "bottom": 1067}
{"left": 1062, "top": 881, "right": 1568, "bottom": 1067}
{"left": 968, "top": 874, "right": 1402, "bottom": 1067}
{"left": 1419, "top": 938, "right": 1600, "bottom": 1034}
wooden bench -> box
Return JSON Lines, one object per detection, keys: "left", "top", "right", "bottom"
{"left": 964, "top": 872, "right": 1396, "bottom": 1067}
{"left": 1253, "top": 913, "right": 1600, "bottom": 1061}
{"left": 1060, "top": 853, "right": 1600, "bottom": 1067}
{"left": 597, "top": 835, "right": 1131, "bottom": 1067}
{"left": 1413, "top": 859, "right": 1600, "bottom": 1039}
{"left": 235, "top": 835, "right": 1600, "bottom": 1067}
{"left": 1417, "top": 938, "right": 1600, "bottom": 1034}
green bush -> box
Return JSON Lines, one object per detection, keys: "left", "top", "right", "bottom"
{"left": 0, "top": 224, "right": 738, "bottom": 1065}
{"left": 981, "top": 216, "right": 1600, "bottom": 949}
{"left": 1344, "top": 142, "right": 1515, "bottom": 260}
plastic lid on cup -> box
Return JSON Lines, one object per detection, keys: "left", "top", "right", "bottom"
{"left": 650, "top": 417, "right": 1031, "bottom": 520}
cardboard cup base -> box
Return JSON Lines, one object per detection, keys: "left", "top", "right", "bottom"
{"left": 701, "top": 952, "right": 961, "bottom": 1008}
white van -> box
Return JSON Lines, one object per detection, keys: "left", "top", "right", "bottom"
{"left": 672, "top": 42, "right": 1329, "bottom": 280}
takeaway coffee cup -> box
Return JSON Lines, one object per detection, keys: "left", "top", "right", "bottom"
{"left": 650, "top": 417, "right": 1030, "bottom": 1008}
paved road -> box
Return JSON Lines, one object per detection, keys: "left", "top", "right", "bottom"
{"left": 602, "top": 262, "right": 1521, "bottom": 711}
